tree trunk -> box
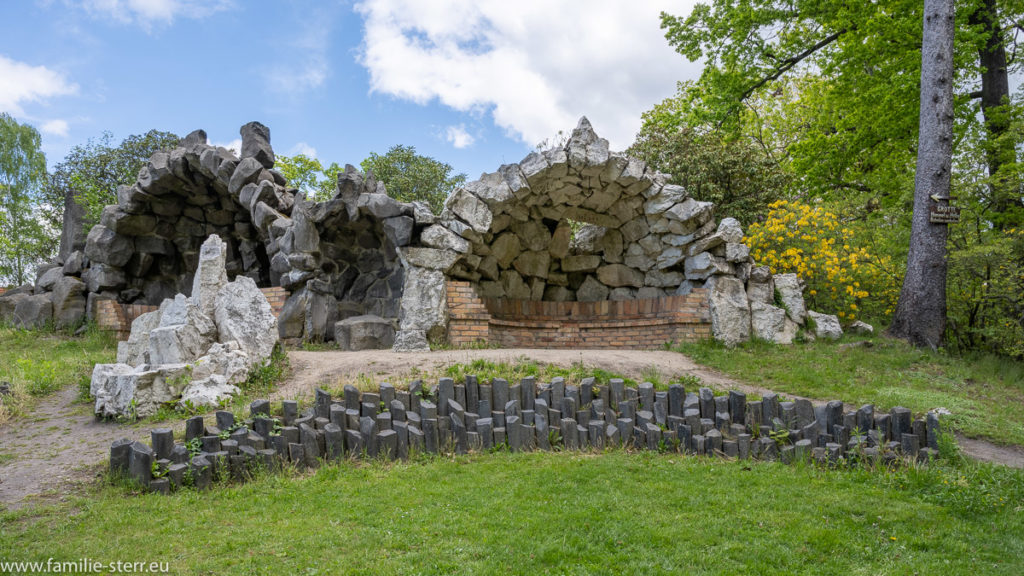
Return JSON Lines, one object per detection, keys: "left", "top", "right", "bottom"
{"left": 969, "top": 0, "right": 1013, "bottom": 219}
{"left": 888, "top": 0, "right": 954, "bottom": 350}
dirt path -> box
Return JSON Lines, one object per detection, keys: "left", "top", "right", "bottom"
{"left": 0, "top": 386, "right": 150, "bottom": 510}
{"left": 1, "top": 348, "right": 1020, "bottom": 509}
{"left": 280, "top": 348, "right": 763, "bottom": 398}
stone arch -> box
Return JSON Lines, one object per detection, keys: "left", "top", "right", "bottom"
{"left": 82, "top": 125, "right": 288, "bottom": 306}
{"left": 433, "top": 117, "right": 749, "bottom": 304}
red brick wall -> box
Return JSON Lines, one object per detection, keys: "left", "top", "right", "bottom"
{"left": 98, "top": 287, "right": 289, "bottom": 340}
{"left": 446, "top": 280, "right": 711, "bottom": 349}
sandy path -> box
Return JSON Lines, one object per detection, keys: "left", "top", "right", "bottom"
{"left": 0, "top": 348, "right": 1019, "bottom": 509}
{"left": 280, "top": 348, "right": 761, "bottom": 398}
{"left": 0, "top": 387, "right": 152, "bottom": 510}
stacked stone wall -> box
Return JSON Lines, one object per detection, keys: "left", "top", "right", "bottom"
{"left": 114, "top": 377, "right": 944, "bottom": 494}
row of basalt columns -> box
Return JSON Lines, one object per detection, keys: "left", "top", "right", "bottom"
{"left": 111, "top": 378, "right": 943, "bottom": 493}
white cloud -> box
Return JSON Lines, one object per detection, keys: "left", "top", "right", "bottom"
{"left": 445, "top": 124, "right": 475, "bottom": 149}
{"left": 288, "top": 142, "right": 318, "bottom": 158}
{"left": 40, "top": 119, "right": 70, "bottom": 137}
{"left": 264, "top": 6, "right": 335, "bottom": 94}
{"left": 0, "top": 55, "right": 78, "bottom": 115}
{"left": 355, "top": 0, "right": 701, "bottom": 150}
{"left": 77, "top": 0, "right": 233, "bottom": 31}
{"left": 210, "top": 138, "right": 242, "bottom": 155}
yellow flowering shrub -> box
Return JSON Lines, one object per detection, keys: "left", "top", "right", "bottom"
{"left": 745, "top": 200, "right": 899, "bottom": 322}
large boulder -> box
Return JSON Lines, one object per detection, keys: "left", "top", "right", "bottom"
{"left": 91, "top": 363, "right": 190, "bottom": 418}
{"left": 808, "top": 310, "right": 843, "bottom": 341}
{"left": 0, "top": 293, "right": 28, "bottom": 324}
{"left": 50, "top": 276, "right": 87, "bottom": 329}
{"left": 35, "top": 266, "right": 64, "bottom": 291}
{"left": 773, "top": 273, "right": 807, "bottom": 324}
{"left": 749, "top": 301, "right": 795, "bottom": 345}
{"left": 191, "top": 342, "right": 252, "bottom": 386}
{"left": 116, "top": 307, "right": 164, "bottom": 365}
{"left": 179, "top": 375, "right": 240, "bottom": 409}
{"left": 277, "top": 288, "right": 310, "bottom": 340}
{"left": 708, "top": 276, "right": 751, "bottom": 347}
{"left": 12, "top": 294, "right": 53, "bottom": 330}
{"left": 83, "top": 225, "right": 133, "bottom": 268}
{"left": 147, "top": 295, "right": 216, "bottom": 365}
{"left": 213, "top": 276, "right": 278, "bottom": 361}
{"left": 336, "top": 315, "right": 396, "bottom": 350}
{"left": 395, "top": 266, "right": 447, "bottom": 350}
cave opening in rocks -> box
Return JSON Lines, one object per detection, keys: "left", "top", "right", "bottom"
{"left": 315, "top": 217, "right": 405, "bottom": 323}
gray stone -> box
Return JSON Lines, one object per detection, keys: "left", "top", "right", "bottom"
{"left": 11, "top": 293, "right": 53, "bottom": 330}
{"left": 49, "top": 276, "right": 86, "bottom": 329}
{"left": 447, "top": 187, "right": 492, "bottom": 233}
{"left": 240, "top": 121, "right": 275, "bottom": 168}
{"left": 151, "top": 428, "right": 174, "bottom": 460}
{"left": 773, "top": 273, "right": 807, "bottom": 324}
{"left": 128, "top": 441, "right": 153, "bottom": 488}
{"left": 808, "top": 310, "right": 843, "bottom": 341}
{"left": 750, "top": 301, "right": 790, "bottom": 344}
{"left": 84, "top": 225, "right": 133, "bottom": 267}
{"left": 336, "top": 315, "right": 395, "bottom": 350}
{"left": 576, "top": 275, "right": 609, "bottom": 302}
{"left": 109, "top": 438, "right": 133, "bottom": 477}
{"left": 708, "top": 276, "right": 750, "bottom": 346}
{"left": 847, "top": 320, "right": 874, "bottom": 335}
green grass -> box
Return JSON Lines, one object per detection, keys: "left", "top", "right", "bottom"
{"left": 2, "top": 451, "right": 1022, "bottom": 574}
{"left": 440, "top": 358, "right": 701, "bottom": 391}
{"left": 0, "top": 325, "right": 116, "bottom": 423}
{"left": 673, "top": 334, "right": 1024, "bottom": 446}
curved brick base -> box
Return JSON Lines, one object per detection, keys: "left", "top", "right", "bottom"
{"left": 447, "top": 281, "right": 711, "bottom": 349}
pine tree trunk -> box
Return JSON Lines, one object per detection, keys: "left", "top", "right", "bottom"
{"left": 888, "top": 0, "right": 954, "bottom": 350}
{"left": 969, "top": 0, "right": 1013, "bottom": 220}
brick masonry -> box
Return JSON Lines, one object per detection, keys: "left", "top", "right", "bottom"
{"left": 447, "top": 280, "right": 712, "bottom": 349}
{"left": 98, "top": 287, "right": 289, "bottom": 340}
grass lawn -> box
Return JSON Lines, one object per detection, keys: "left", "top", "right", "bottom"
{"left": 674, "top": 334, "right": 1024, "bottom": 446}
{"left": 2, "top": 451, "right": 1022, "bottom": 575}
{"left": 0, "top": 326, "right": 116, "bottom": 424}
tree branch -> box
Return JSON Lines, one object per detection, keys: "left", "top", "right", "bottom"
{"left": 740, "top": 29, "right": 848, "bottom": 102}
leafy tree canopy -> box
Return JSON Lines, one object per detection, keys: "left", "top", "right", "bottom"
{"left": 46, "top": 129, "right": 180, "bottom": 227}
{"left": 659, "top": 0, "right": 1022, "bottom": 220}
{"left": 360, "top": 145, "right": 467, "bottom": 214}
{"left": 274, "top": 154, "right": 342, "bottom": 203}
{"left": 0, "top": 114, "right": 54, "bottom": 285}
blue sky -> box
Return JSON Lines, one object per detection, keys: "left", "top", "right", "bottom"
{"left": 0, "top": 0, "right": 700, "bottom": 180}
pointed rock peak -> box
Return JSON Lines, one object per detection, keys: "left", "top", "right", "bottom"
{"left": 191, "top": 235, "right": 228, "bottom": 317}
{"left": 567, "top": 116, "right": 599, "bottom": 148}
{"left": 240, "top": 121, "right": 274, "bottom": 168}
{"left": 181, "top": 129, "right": 207, "bottom": 149}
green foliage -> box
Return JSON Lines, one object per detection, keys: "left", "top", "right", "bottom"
{"left": 654, "top": 1, "right": 1024, "bottom": 354}
{"left": 0, "top": 114, "right": 55, "bottom": 285}
{"left": 274, "top": 154, "right": 342, "bottom": 202}
{"left": 242, "top": 344, "right": 290, "bottom": 396}
{"left": 0, "top": 325, "right": 116, "bottom": 422}
{"left": 46, "top": 129, "right": 180, "bottom": 228}
{"left": 360, "top": 144, "right": 466, "bottom": 214}
{"left": 4, "top": 452, "right": 1024, "bottom": 573}
{"left": 629, "top": 103, "right": 790, "bottom": 225}
{"left": 673, "top": 335, "right": 1024, "bottom": 445}
{"left": 441, "top": 358, "right": 638, "bottom": 389}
